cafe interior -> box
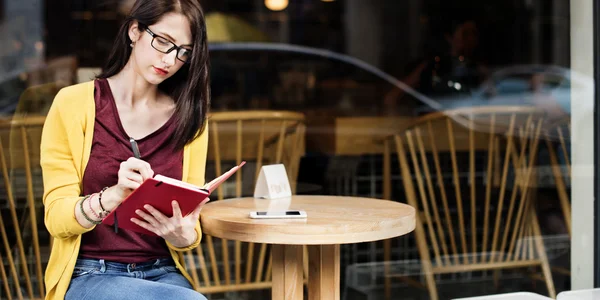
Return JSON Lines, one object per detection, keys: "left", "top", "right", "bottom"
{"left": 0, "top": 0, "right": 588, "bottom": 299}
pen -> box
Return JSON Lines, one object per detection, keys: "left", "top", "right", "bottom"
{"left": 130, "top": 137, "right": 141, "bottom": 159}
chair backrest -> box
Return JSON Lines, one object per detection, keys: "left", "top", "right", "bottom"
{"left": 185, "top": 110, "right": 307, "bottom": 293}
{"left": 389, "top": 106, "right": 546, "bottom": 267}
{"left": 0, "top": 116, "right": 48, "bottom": 299}
{"left": 13, "top": 82, "right": 63, "bottom": 117}
{"left": 27, "top": 56, "right": 78, "bottom": 87}
{"left": 544, "top": 117, "right": 571, "bottom": 235}
{"left": 206, "top": 110, "right": 306, "bottom": 199}
{"left": 76, "top": 67, "right": 102, "bottom": 84}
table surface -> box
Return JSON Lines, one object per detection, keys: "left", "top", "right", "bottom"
{"left": 453, "top": 292, "right": 553, "bottom": 299}
{"left": 557, "top": 288, "right": 600, "bottom": 300}
{"left": 199, "top": 195, "right": 416, "bottom": 245}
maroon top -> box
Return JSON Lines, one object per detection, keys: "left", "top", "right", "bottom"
{"left": 79, "top": 79, "right": 183, "bottom": 263}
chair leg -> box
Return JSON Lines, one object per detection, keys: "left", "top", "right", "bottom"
{"left": 423, "top": 261, "right": 438, "bottom": 300}
{"left": 540, "top": 261, "right": 556, "bottom": 298}
{"left": 493, "top": 270, "right": 501, "bottom": 291}
{"left": 531, "top": 213, "right": 556, "bottom": 298}
{"left": 383, "top": 239, "right": 391, "bottom": 300}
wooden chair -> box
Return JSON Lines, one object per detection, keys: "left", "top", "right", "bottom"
{"left": 382, "top": 106, "right": 555, "bottom": 300}
{"left": 544, "top": 118, "right": 571, "bottom": 236}
{"left": 27, "top": 56, "right": 78, "bottom": 88}
{"left": 540, "top": 117, "right": 572, "bottom": 280}
{"left": 0, "top": 116, "right": 48, "bottom": 299}
{"left": 13, "top": 82, "right": 63, "bottom": 117}
{"left": 206, "top": 110, "right": 305, "bottom": 197}
{"left": 184, "top": 110, "right": 307, "bottom": 295}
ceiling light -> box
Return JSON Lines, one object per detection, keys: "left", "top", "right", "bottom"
{"left": 265, "top": 0, "right": 288, "bottom": 11}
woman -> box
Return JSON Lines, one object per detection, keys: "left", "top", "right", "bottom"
{"left": 40, "top": 0, "right": 210, "bottom": 299}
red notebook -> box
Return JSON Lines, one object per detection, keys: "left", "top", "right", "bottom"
{"left": 102, "top": 161, "right": 246, "bottom": 236}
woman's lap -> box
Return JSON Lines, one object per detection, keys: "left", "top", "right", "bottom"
{"left": 65, "top": 258, "right": 206, "bottom": 300}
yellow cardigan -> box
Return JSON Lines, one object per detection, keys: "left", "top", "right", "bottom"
{"left": 40, "top": 81, "right": 208, "bottom": 300}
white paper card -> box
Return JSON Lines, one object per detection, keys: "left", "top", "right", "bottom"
{"left": 253, "top": 164, "right": 292, "bottom": 199}
{"left": 253, "top": 196, "right": 292, "bottom": 212}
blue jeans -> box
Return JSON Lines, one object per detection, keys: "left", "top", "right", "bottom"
{"left": 65, "top": 258, "right": 207, "bottom": 300}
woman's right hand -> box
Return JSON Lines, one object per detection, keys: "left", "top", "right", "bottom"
{"left": 113, "top": 157, "right": 154, "bottom": 201}
{"left": 76, "top": 157, "right": 154, "bottom": 228}
{"left": 101, "top": 157, "right": 154, "bottom": 211}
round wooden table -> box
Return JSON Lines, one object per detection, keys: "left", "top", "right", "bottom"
{"left": 200, "top": 195, "right": 416, "bottom": 300}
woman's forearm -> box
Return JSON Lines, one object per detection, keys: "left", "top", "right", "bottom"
{"left": 74, "top": 187, "right": 123, "bottom": 228}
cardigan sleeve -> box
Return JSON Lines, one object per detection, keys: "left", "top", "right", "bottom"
{"left": 166, "top": 124, "right": 209, "bottom": 252}
{"left": 40, "top": 90, "right": 95, "bottom": 239}
{"left": 185, "top": 123, "right": 209, "bottom": 187}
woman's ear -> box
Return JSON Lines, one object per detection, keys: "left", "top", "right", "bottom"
{"left": 128, "top": 20, "right": 141, "bottom": 44}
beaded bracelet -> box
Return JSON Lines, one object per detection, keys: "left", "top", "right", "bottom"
{"left": 87, "top": 193, "right": 102, "bottom": 220}
{"left": 79, "top": 195, "right": 102, "bottom": 225}
{"left": 98, "top": 187, "right": 110, "bottom": 217}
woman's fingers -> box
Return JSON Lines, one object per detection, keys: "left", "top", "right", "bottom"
{"left": 135, "top": 209, "right": 160, "bottom": 227}
{"left": 138, "top": 161, "right": 154, "bottom": 180}
{"left": 124, "top": 157, "right": 154, "bottom": 180}
{"left": 130, "top": 218, "right": 158, "bottom": 234}
{"left": 125, "top": 172, "right": 144, "bottom": 184}
{"left": 116, "top": 158, "right": 154, "bottom": 194}
{"left": 190, "top": 199, "right": 208, "bottom": 219}
{"left": 171, "top": 201, "right": 183, "bottom": 219}
{"left": 119, "top": 179, "right": 141, "bottom": 190}
{"left": 131, "top": 202, "right": 201, "bottom": 243}
{"left": 144, "top": 205, "right": 171, "bottom": 224}
{"left": 129, "top": 157, "right": 154, "bottom": 180}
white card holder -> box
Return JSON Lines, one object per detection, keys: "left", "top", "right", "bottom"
{"left": 253, "top": 164, "right": 292, "bottom": 199}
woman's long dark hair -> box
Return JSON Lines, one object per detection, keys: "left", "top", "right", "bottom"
{"left": 98, "top": 0, "right": 210, "bottom": 150}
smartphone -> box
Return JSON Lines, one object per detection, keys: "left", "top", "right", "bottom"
{"left": 249, "top": 210, "right": 307, "bottom": 219}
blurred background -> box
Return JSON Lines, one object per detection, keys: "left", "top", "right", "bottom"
{"left": 0, "top": 0, "right": 595, "bottom": 299}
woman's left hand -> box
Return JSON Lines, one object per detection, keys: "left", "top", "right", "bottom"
{"left": 131, "top": 199, "right": 207, "bottom": 248}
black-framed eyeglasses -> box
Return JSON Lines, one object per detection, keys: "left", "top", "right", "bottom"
{"left": 143, "top": 26, "right": 192, "bottom": 63}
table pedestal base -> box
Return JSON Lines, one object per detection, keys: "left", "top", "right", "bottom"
{"left": 272, "top": 244, "right": 304, "bottom": 300}
{"left": 308, "top": 244, "right": 340, "bottom": 300}
{"left": 271, "top": 244, "right": 341, "bottom": 300}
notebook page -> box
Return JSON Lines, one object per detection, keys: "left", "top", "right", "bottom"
{"left": 203, "top": 161, "right": 246, "bottom": 193}
{"left": 153, "top": 174, "right": 204, "bottom": 191}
